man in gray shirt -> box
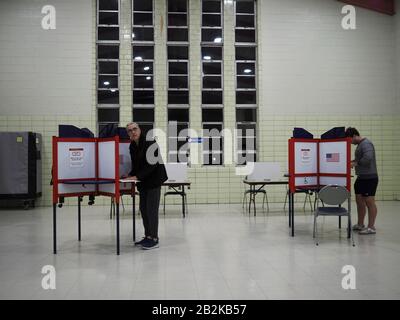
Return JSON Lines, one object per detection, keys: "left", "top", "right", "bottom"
{"left": 345, "top": 127, "right": 378, "bottom": 235}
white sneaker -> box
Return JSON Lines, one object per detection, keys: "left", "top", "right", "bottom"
{"left": 359, "top": 227, "right": 376, "bottom": 235}
{"left": 352, "top": 224, "right": 365, "bottom": 231}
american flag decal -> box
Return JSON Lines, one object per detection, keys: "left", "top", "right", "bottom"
{"left": 326, "top": 153, "right": 340, "bottom": 162}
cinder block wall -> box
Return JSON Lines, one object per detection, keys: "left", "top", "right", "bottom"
{"left": 0, "top": 0, "right": 399, "bottom": 206}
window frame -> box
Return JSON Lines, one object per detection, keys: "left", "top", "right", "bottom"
{"left": 201, "top": 0, "right": 223, "bottom": 45}
{"left": 132, "top": 0, "right": 154, "bottom": 44}
{"left": 96, "top": 1, "right": 120, "bottom": 134}
{"left": 132, "top": 45, "right": 155, "bottom": 107}
{"left": 97, "top": 0, "right": 120, "bottom": 43}
{"left": 234, "top": 0, "right": 258, "bottom": 165}
{"left": 167, "top": 117, "right": 190, "bottom": 164}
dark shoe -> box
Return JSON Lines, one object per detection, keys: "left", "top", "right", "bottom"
{"left": 134, "top": 237, "right": 148, "bottom": 247}
{"left": 142, "top": 239, "right": 159, "bottom": 250}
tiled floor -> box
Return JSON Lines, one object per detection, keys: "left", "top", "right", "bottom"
{"left": 1, "top": 201, "right": 400, "bottom": 300}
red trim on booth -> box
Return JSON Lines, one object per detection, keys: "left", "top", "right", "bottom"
{"left": 95, "top": 139, "right": 99, "bottom": 193}
{"left": 58, "top": 178, "right": 97, "bottom": 182}
{"left": 55, "top": 138, "right": 96, "bottom": 143}
{"left": 288, "top": 139, "right": 295, "bottom": 193}
{"left": 58, "top": 192, "right": 96, "bottom": 198}
{"left": 319, "top": 173, "right": 348, "bottom": 177}
{"left": 346, "top": 137, "right": 352, "bottom": 191}
{"left": 99, "top": 137, "right": 118, "bottom": 142}
{"left": 293, "top": 173, "right": 318, "bottom": 177}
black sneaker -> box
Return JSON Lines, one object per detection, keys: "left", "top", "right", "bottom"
{"left": 134, "top": 237, "right": 148, "bottom": 247}
{"left": 141, "top": 239, "right": 159, "bottom": 250}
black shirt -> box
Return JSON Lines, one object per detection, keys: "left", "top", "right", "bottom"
{"left": 129, "top": 135, "right": 168, "bottom": 190}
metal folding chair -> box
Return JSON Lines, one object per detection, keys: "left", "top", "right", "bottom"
{"left": 242, "top": 188, "right": 268, "bottom": 211}
{"left": 313, "top": 185, "right": 355, "bottom": 246}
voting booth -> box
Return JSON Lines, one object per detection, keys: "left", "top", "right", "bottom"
{"left": 52, "top": 136, "right": 121, "bottom": 203}
{"left": 287, "top": 137, "right": 351, "bottom": 237}
{"left": 288, "top": 138, "right": 351, "bottom": 193}
{"left": 52, "top": 135, "right": 136, "bottom": 255}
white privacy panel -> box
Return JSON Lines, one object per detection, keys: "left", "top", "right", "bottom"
{"left": 165, "top": 163, "right": 187, "bottom": 182}
{"left": 57, "top": 142, "right": 96, "bottom": 179}
{"left": 294, "top": 142, "right": 318, "bottom": 174}
{"left": 319, "top": 141, "right": 347, "bottom": 174}
{"left": 247, "top": 162, "right": 281, "bottom": 181}
{"left": 295, "top": 176, "right": 318, "bottom": 188}
{"left": 98, "top": 183, "right": 115, "bottom": 194}
{"left": 319, "top": 176, "right": 347, "bottom": 187}
{"left": 98, "top": 141, "right": 116, "bottom": 179}
{"left": 119, "top": 141, "right": 131, "bottom": 178}
{"left": 58, "top": 183, "right": 96, "bottom": 194}
{"left": 120, "top": 181, "right": 133, "bottom": 192}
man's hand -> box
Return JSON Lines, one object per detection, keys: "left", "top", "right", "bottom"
{"left": 351, "top": 160, "right": 357, "bottom": 169}
{"left": 125, "top": 175, "right": 138, "bottom": 181}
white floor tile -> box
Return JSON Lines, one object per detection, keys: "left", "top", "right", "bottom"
{"left": 1, "top": 202, "right": 400, "bottom": 299}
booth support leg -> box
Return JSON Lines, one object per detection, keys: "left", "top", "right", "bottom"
{"left": 53, "top": 203, "right": 57, "bottom": 254}
{"left": 252, "top": 186, "right": 257, "bottom": 217}
{"left": 182, "top": 185, "right": 186, "bottom": 218}
{"left": 132, "top": 191, "right": 136, "bottom": 242}
{"left": 339, "top": 216, "right": 342, "bottom": 229}
{"left": 248, "top": 188, "right": 251, "bottom": 214}
{"left": 291, "top": 193, "right": 295, "bottom": 237}
{"left": 288, "top": 192, "right": 292, "bottom": 228}
{"left": 78, "top": 197, "right": 81, "bottom": 241}
{"left": 116, "top": 203, "right": 120, "bottom": 255}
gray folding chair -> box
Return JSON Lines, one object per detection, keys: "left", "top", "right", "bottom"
{"left": 313, "top": 185, "right": 355, "bottom": 246}
{"left": 242, "top": 188, "right": 268, "bottom": 211}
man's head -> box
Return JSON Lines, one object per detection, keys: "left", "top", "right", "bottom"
{"left": 126, "top": 122, "right": 141, "bottom": 143}
{"left": 345, "top": 127, "right": 362, "bottom": 145}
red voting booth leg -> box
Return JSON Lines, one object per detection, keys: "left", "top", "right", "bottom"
{"left": 291, "top": 193, "right": 295, "bottom": 237}
{"left": 53, "top": 204, "right": 57, "bottom": 254}
{"left": 182, "top": 185, "right": 186, "bottom": 218}
{"left": 116, "top": 202, "right": 120, "bottom": 255}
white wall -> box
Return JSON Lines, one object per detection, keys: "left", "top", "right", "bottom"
{"left": 259, "top": 0, "right": 397, "bottom": 115}
{"left": 0, "top": 0, "right": 93, "bottom": 116}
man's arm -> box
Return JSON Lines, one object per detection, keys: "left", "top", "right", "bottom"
{"left": 356, "top": 145, "right": 374, "bottom": 166}
{"left": 136, "top": 141, "right": 160, "bottom": 181}
{"left": 128, "top": 145, "right": 137, "bottom": 177}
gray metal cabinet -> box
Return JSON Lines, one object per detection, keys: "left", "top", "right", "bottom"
{"left": 0, "top": 132, "right": 42, "bottom": 208}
